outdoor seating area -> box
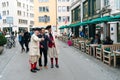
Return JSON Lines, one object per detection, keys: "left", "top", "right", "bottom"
{"left": 58, "top": 36, "right": 120, "bottom": 68}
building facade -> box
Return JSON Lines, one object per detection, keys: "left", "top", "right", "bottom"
{"left": 70, "top": 0, "right": 120, "bottom": 43}
{"left": 70, "top": 0, "right": 81, "bottom": 37}
{"left": 57, "top": 0, "right": 71, "bottom": 34}
{"left": 34, "top": 0, "right": 57, "bottom": 31}
{"left": 0, "top": 0, "right": 34, "bottom": 32}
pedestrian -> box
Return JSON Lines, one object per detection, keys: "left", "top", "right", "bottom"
{"left": 67, "top": 38, "right": 72, "bottom": 46}
{"left": 15, "top": 30, "right": 17, "bottom": 38}
{"left": 91, "top": 34, "right": 101, "bottom": 44}
{"left": 46, "top": 25, "right": 59, "bottom": 68}
{"left": 18, "top": 32, "right": 25, "bottom": 53}
{"left": 38, "top": 28, "right": 51, "bottom": 69}
{"left": 103, "top": 36, "right": 113, "bottom": 45}
{"left": 24, "top": 28, "right": 31, "bottom": 53}
{"left": 29, "top": 28, "right": 44, "bottom": 73}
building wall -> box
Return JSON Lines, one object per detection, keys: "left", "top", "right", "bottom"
{"left": 0, "top": 0, "right": 34, "bottom": 32}
{"left": 34, "top": 0, "right": 57, "bottom": 28}
{"left": 57, "top": 0, "right": 71, "bottom": 34}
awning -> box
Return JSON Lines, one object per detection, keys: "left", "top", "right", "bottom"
{"left": 90, "top": 16, "right": 114, "bottom": 24}
{"left": 59, "top": 25, "right": 69, "bottom": 29}
{"left": 68, "top": 16, "right": 120, "bottom": 28}
{"left": 114, "top": 14, "right": 120, "bottom": 19}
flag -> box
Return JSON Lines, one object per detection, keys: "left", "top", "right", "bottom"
{"left": 64, "top": 16, "right": 68, "bottom": 24}
{"left": 0, "top": 14, "right": 2, "bottom": 19}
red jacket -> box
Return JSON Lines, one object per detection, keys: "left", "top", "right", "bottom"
{"left": 48, "top": 33, "right": 55, "bottom": 48}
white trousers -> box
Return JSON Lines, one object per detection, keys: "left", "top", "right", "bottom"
{"left": 48, "top": 47, "right": 58, "bottom": 58}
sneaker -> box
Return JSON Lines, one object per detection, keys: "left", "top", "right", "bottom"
{"left": 55, "top": 64, "right": 59, "bottom": 68}
{"left": 30, "top": 69, "right": 37, "bottom": 73}
{"left": 51, "top": 64, "right": 54, "bottom": 68}
{"left": 34, "top": 68, "right": 40, "bottom": 71}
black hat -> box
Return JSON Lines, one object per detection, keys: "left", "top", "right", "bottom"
{"left": 46, "top": 25, "right": 51, "bottom": 30}
{"left": 34, "top": 28, "right": 41, "bottom": 31}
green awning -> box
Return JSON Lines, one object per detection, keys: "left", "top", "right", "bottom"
{"left": 90, "top": 16, "right": 115, "bottom": 24}
{"left": 114, "top": 14, "right": 120, "bottom": 19}
{"left": 59, "top": 25, "right": 69, "bottom": 29}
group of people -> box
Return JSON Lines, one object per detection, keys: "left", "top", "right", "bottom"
{"left": 18, "top": 29, "right": 31, "bottom": 53}
{"left": 91, "top": 34, "right": 113, "bottom": 45}
{"left": 18, "top": 25, "right": 59, "bottom": 73}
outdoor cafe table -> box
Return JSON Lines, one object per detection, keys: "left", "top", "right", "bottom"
{"left": 113, "top": 50, "right": 120, "bottom": 67}
{"left": 90, "top": 44, "right": 99, "bottom": 57}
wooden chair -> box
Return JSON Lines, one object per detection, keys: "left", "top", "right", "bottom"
{"left": 85, "top": 43, "right": 90, "bottom": 55}
{"left": 96, "top": 45, "right": 102, "bottom": 60}
{"left": 102, "top": 44, "right": 120, "bottom": 66}
{"left": 81, "top": 42, "right": 85, "bottom": 52}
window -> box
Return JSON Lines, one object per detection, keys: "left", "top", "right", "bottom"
{"left": 39, "top": 6, "right": 49, "bottom": 12}
{"left": 58, "top": 0, "right": 61, "bottom": 2}
{"left": 104, "top": 0, "right": 109, "bottom": 6}
{"left": 7, "top": 2, "right": 9, "bottom": 6}
{"left": 67, "top": 16, "right": 70, "bottom": 22}
{"left": 38, "top": 0, "right": 49, "bottom": 2}
{"left": 7, "top": 10, "right": 9, "bottom": 15}
{"left": 23, "top": 12, "right": 25, "bottom": 16}
{"left": 18, "top": 19, "right": 28, "bottom": 24}
{"left": 27, "top": 13, "right": 29, "bottom": 17}
{"left": 62, "top": 6, "right": 66, "bottom": 12}
{"left": 17, "top": 10, "right": 22, "bottom": 16}
{"left": 30, "top": 13, "right": 34, "bottom": 18}
{"left": 2, "top": 2, "right": 6, "bottom": 7}
{"left": 62, "top": 0, "right": 65, "bottom": 2}
{"left": 93, "top": 0, "right": 96, "bottom": 14}
{"left": 2, "top": 11, "right": 6, "bottom": 16}
{"left": 27, "top": 5, "right": 28, "bottom": 9}
{"left": 17, "top": 2, "right": 21, "bottom": 7}
{"left": 62, "top": 16, "right": 66, "bottom": 22}
{"left": 46, "top": 7, "right": 49, "bottom": 12}
{"left": 116, "top": 0, "right": 120, "bottom": 10}
{"left": 30, "top": 0, "right": 34, "bottom": 3}
{"left": 58, "top": 16, "right": 61, "bottom": 22}
{"left": 66, "top": 0, "right": 69, "bottom": 2}
{"left": 38, "top": 16, "right": 50, "bottom": 22}
{"left": 3, "top": 19, "right": 6, "bottom": 24}
{"left": 58, "top": 6, "right": 61, "bottom": 12}
{"left": 83, "top": 1, "right": 88, "bottom": 18}
{"left": 30, "top": 6, "right": 33, "bottom": 10}
{"left": 67, "top": 6, "right": 70, "bottom": 12}
{"left": 23, "top": 3, "right": 25, "bottom": 8}
{"left": 30, "top": 21, "right": 34, "bottom": 25}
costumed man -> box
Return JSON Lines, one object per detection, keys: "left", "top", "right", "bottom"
{"left": 29, "top": 28, "right": 44, "bottom": 73}
{"left": 46, "top": 25, "right": 59, "bottom": 68}
{"left": 38, "top": 28, "right": 51, "bottom": 69}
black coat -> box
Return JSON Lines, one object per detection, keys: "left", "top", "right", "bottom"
{"left": 24, "top": 32, "right": 31, "bottom": 42}
{"left": 38, "top": 34, "right": 51, "bottom": 50}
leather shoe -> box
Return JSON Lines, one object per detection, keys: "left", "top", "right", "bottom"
{"left": 34, "top": 68, "right": 40, "bottom": 71}
{"left": 51, "top": 64, "right": 54, "bottom": 68}
{"left": 55, "top": 64, "right": 59, "bottom": 68}
{"left": 30, "top": 69, "right": 37, "bottom": 73}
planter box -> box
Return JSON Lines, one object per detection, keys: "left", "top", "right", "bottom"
{"left": 0, "top": 46, "right": 4, "bottom": 55}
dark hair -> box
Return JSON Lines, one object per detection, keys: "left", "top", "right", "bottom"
{"left": 106, "top": 36, "right": 111, "bottom": 41}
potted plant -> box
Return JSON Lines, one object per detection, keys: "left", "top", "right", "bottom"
{"left": 0, "top": 35, "right": 7, "bottom": 54}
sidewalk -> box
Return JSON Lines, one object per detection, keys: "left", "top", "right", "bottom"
{"left": 0, "top": 40, "right": 120, "bottom": 80}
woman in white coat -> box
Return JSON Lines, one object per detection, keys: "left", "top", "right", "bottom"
{"left": 29, "top": 28, "right": 44, "bottom": 73}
